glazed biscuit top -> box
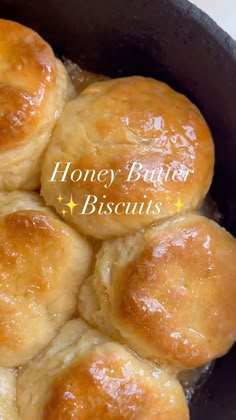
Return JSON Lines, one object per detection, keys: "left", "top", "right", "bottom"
{"left": 17, "top": 319, "right": 189, "bottom": 420}
{"left": 42, "top": 347, "right": 173, "bottom": 419}
{"left": 0, "top": 19, "right": 56, "bottom": 151}
{"left": 41, "top": 75, "right": 214, "bottom": 238}
{"left": 90, "top": 213, "right": 236, "bottom": 368}
{"left": 0, "top": 191, "right": 92, "bottom": 368}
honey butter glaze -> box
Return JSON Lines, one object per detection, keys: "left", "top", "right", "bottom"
{"left": 0, "top": 191, "right": 92, "bottom": 368}
{"left": 0, "top": 19, "right": 70, "bottom": 190}
{"left": 43, "top": 352, "right": 179, "bottom": 419}
{"left": 78, "top": 213, "right": 236, "bottom": 370}
{"left": 0, "top": 19, "right": 56, "bottom": 151}
{"left": 17, "top": 319, "right": 189, "bottom": 420}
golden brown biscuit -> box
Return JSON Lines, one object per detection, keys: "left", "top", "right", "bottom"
{"left": 0, "top": 19, "right": 71, "bottom": 190}
{"left": 0, "top": 191, "right": 92, "bottom": 368}
{"left": 0, "top": 368, "right": 18, "bottom": 420}
{"left": 17, "top": 318, "right": 189, "bottom": 420}
{"left": 78, "top": 213, "right": 236, "bottom": 369}
{"left": 41, "top": 76, "right": 214, "bottom": 239}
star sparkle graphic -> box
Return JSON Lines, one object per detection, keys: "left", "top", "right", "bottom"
{"left": 57, "top": 194, "right": 63, "bottom": 203}
{"left": 174, "top": 198, "right": 184, "bottom": 212}
{"left": 65, "top": 195, "right": 79, "bottom": 215}
{"left": 61, "top": 208, "right": 67, "bottom": 217}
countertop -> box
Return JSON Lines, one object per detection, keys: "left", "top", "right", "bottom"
{"left": 191, "top": 0, "right": 236, "bottom": 39}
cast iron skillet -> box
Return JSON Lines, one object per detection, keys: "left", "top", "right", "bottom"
{"left": 1, "top": 0, "right": 236, "bottom": 418}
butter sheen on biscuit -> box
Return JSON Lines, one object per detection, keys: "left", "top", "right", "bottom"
{"left": 17, "top": 319, "right": 189, "bottom": 420}
{"left": 0, "top": 19, "right": 71, "bottom": 190}
{"left": 0, "top": 191, "right": 92, "bottom": 368}
{"left": 41, "top": 76, "right": 214, "bottom": 239}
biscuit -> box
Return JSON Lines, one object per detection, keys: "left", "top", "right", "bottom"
{"left": 78, "top": 213, "right": 236, "bottom": 369}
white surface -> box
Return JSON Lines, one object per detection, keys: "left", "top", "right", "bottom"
{"left": 191, "top": 0, "right": 236, "bottom": 39}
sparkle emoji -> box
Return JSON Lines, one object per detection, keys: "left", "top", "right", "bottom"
{"left": 174, "top": 198, "right": 184, "bottom": 212}
{"left": 57, "top": 194, "right": 63, "bottom": 204}
{"left": 65, "top": 195, "right": 78, "bottom": 215}
{"left": 61, "top": 208, "right": 67, "bottom": 217}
